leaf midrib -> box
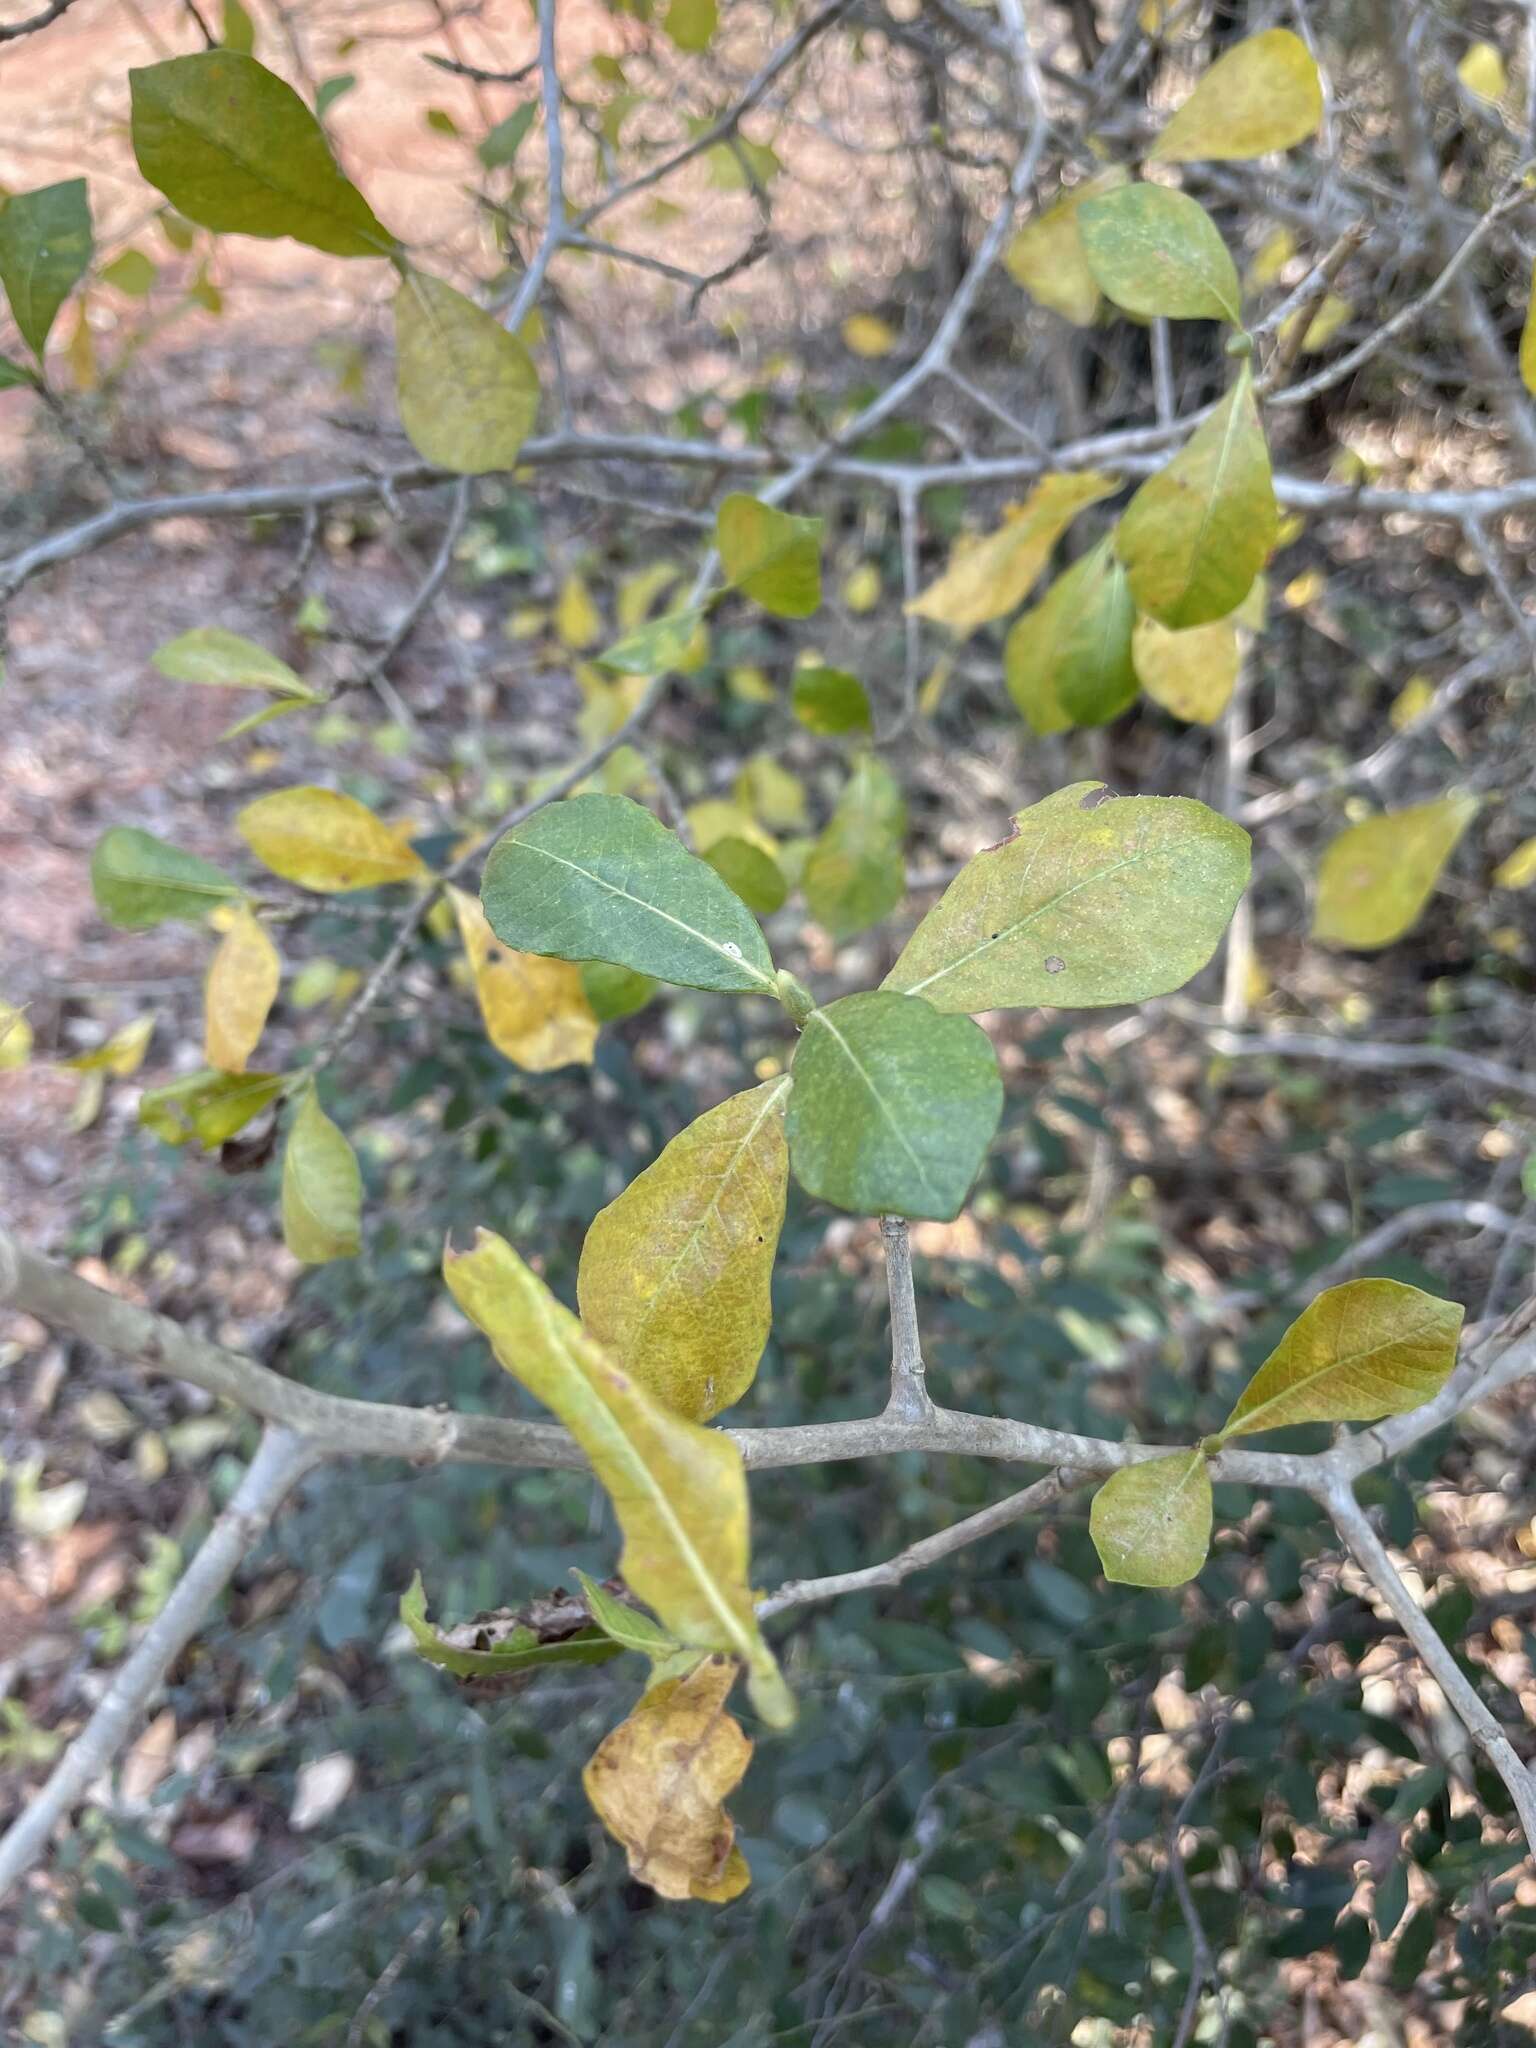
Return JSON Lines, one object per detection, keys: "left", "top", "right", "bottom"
{"left": 1226, "top": 1311, "right": 1446, "bottom": 1437}
{"left": 515, "top": 839, "right": 774, "bottom": 987}
{"left": 805, "top": 1007, "right": 936, "bottom": 1201}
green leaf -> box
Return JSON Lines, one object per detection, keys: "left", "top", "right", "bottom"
{"left": 139, "top": 1068, "right": 283, "bottom": 1149}
{"left": 717, "top": 494, "right": 823, "bottom": 618}
{"left": 703, "top": 836, "right": 788, "bottom": 915}
{"left": 907, "top": 472, "right": 1119, "bottom": 635}
{"left": 580, "top": 960, "right": 657, "bottom": 1022}
{"left": 596, "top": 605, "right": 709, "bottom": 677}
{"left": 1149, "top": 28, "right": 1322, "bottom": 163}
{"left": 394, "top": 270, "right": 539, "bottom": 474}
{"left": 0, "top": 353, "right": 37, "bottom": 389}
{"left": 1090, "top": 1452, "right": 1213, "bottom": 1587}
{"left": 221, "top": 0, "right": 256, "bottom": 53}
{"left": 152, "top": 626, "right": 317, "bottom": 699}
{"left": 786, "top": 990, "right": 1002, "bottom": 1221}
{"left": 1219, "top": 1280, "right": 1464, "bottom": 1441}
{"left": 803, "top": 754, "right": 907, "bottom": 942}
{"left": 99, "top": 249, "right": 157, "bottom": 297}
{"left": 791, "top": 664, "right": 872, "bottom": 736}
{"left": 1311, "top": 795, "right": 1479, "bottom": 950}
{"left": 0, "top": 179, "right": 93, "bottom": 357}
{"left": 1116, "top": 367, "right": 1276, "bottom": 628}
{"left": 400, "top": 1571, "right": 618, "bottom": 1677}
{"left": 665, "top": 0, "right": 717, "bottom": 53}
{"left": 481, "top": 793, "right": 777, "bottom": 995}
{"left": 316, "top": 74, "right": 356, "bottom": 118}
{"left": 885, "top": 782, "right": 1250, "bottom": 1014}
{"left": 91, "top": 826, "right": 239, "bottom": 929}
{"left": 571, "top": 1570, "right": 682, "bottom": 1660}
{"left": 442, "top": 1228, "right": 794, "bottom": 1727}
{"left": 281, "top": 1087, "right": 362, "bottom": 1264}
{"left": 478, "top": 102, "right": 538, "bottom": 170}
{"left": 129, "top": 52, "right": 393, "bottom": 257}
{"left": 579, "top": 1077, "right": 790, "bottom": 1421}
{"left": 1522, "top": 260, "right": 1536, "bottom": 397}
{"left": 1078, "top": 182, "right": 1242, "bottom": 323}
{"left": 1003, "top": 166, "right": 1130, "bottom": 327}
{"left": 1004, "top": 535, "right": 1137, "bottom": 733}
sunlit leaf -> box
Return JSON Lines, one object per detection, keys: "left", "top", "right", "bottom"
{"left": 1494, "top": 836, "right": 1536, "bottom": 890}
{"left": 1090, "top": 1452, "right": 1213, "bottom": 1587}
{"left": 1079, "top": 182, "right": 1242, "bottom": 323}
{"left": 791, "top": 664, "right": 872, "bottom": 736}
{"left": 1117, "top": 367, "right": 1275, "bottom": 628}
{"left": 204, "top": 906, "right": 280, "bottom": 1073}
{"left": 91, "top": 826, "right": 239, "bottom": 929}
{"left": 1458, "top": 40, "right": 1508, "bottom": 104}
{"left": 394, "top": 270, "right": 539, "bottom": 474}
{"left": 579, "top": 1077, "right": 790, "bottom": 1422}
{"left": 1312, "top": 795, "right": 1479, "bottom": 949}
{"left": 1149, "top": 28, "right": 1323, "bottom": 162}
{"left": 1004, "top": 535, "right": 1137, "bottom": 733}
{"left": 583, "top": 1656, "right": 753, "bottom": 1902}
{"left": 787, "top": 990, "right": 1001, "bottom": 1221}
{"left": 907, "top": 473, "right": 1118, "bottom": 636}
{"left": 130, "top": 52, "right": 393, "bottom": 256}
{"left": 448, "top": 883, "right": 598, "bottom": 1072}
{"left": 1132, "top": 613, "right": 1240, "bottom": 724}
{"left": 442, "top": 1229, "right": 794, "bottom": 1726}
{"left": 803, "top": 754, "right": 906, "bottom": 941}
{"left": 481, "top": 793, "right": 777, "bottom": 995}
{"left": 281, "top": 1087, "right": 361, "bottom": 1263}
{"left": 1004, "top": 167, "right": 1129, "bottom": 327}
{"left": 1220, "top": 1280, "right": 1464, "bottom": 1440}
{"left": 0, "top": 179, "right": 93, "bottom": 357}
{"left": 237, "top": 786, "right": 428, "bottom": 891}
{"left": 717, "top": 494, "right": 822, "bottom": 619}
{"left": 884, "top": 781, "right": 1250, "bottom": 1014}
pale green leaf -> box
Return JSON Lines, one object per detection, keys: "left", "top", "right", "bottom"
{"left": 1116, "top": 368, "right": 1276, "bottom": 628}
{"left": 717, "top": 494, "right": 823, "bottom": 618}
{"left": 139, "top": 1068, "right": 283, "bottom": 1149}
{"left": 581, "top": 960, "right": 658, "bottom": 1021}
{"left": 281, "top": 1087, "right": 361, "bottom": 1263}
{"left": 579, "top": 1077, "right": 790, "bottom": 1422}
{"left": 571, "top": 1570, "right": 680, "bottom": 1660}
{"left": 400, "top": 1571, "right": 618, "bottom": 1677}
{"left": 791, "top": 664, "right": 872, "bottom": 736}
{"left": 1004, "top": 535, "right": 1137, "bottom": 733}
{"left": 1132, "top": 613, "right": 1241, "bottom": 723}
{"left": 152, "top": 627, "right": 317, "bottom": 699}
{"left": 665, "top": 0, "right": 717, "bottom": 52}
{"left": 394, "top": 270, "right": 539, "bottom": 474}
{"left": 0, "top": 179, "right": 93, "bottom": 357}
{"left": 1003, "top": 166, "right": 1130, "bottom": 327}
{"left": 101, "top": 248, "right": 157, "bottom": 297}
{"left": 129, "top": 52, "right": 393, "bottom": 257}
{"left": 884, "top": 781, "right": 1250, "bottom": 1014}
{"left": 596, "top": 605, "right": 709, "bottom": 677}
{"left": 908, "top": 472, "right": 1119, "bottom": 635}
{"left": 1078, "top": 182, "right": 1242, "bottom": 323}
{"left": 703, "top": 837, "right": 788, "bottom": 915}
{"left": 1312, "top": 795, "right": 1479, "bottom": 950}
{"left": 1149, "top": 29, "right": 1323, "bottom": 162}
{"left": 481, "top": 793, "right": 777, "bottom": 995}
{"left": 803, "top": 754, "right": 906, "bottom": 942}
{"left": 442, "top": 1229, "right": 794, "bottom": 1726}
{"left": 786, "top": 990, "right": 1002, "bottom": 1221}
{"left": 1220, "top": 1279, "right": 1464, "bottom": 1440}
{"left": 91, "top": 826, "right": 239, "bottom": 929}
{"left": 1090, "top": 1452, "right": 1212, "bottom": 1587}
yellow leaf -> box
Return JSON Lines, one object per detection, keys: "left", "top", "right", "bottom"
{"left": 204, "top": 906, "right": 280, "bottom": 1073}
{"left": 582, "top": 1655, "right": 752, "bottom": 1902}
{"left": 1521, "top": 260, "right": 1536, "bottom": 397}
{"left": 1283, "top": 568, "right": 1325, "bottom": 608}
{"left": 1313, "top": 794, "right": 1479, "bottom": 949}
{"left": 1245, "top": 225, "right": 1295, "bottom": 290}
{"left": 734, "top": 754, "right": 808, "bottom": 832}
{"left": 1389, "top": 674, "right": 1436, "bottom": 730}
{"left": 281, "top": 1088, "right": 361, "bottom": 1263}
{"left": 556, "top": 571, "right": 602, "bottom": 651}
{"left": 393, "top": 270, "right": 539, "bottom": 475}
{"left": 841, "top": 562, "right": 882, "bottom": 614}
{"left": 1494, "top": 836, "right": 1536, "bottom": 890}
{"left": 237, "top": 786, "right": 427, "bottom": 891}
{"left": 66, "top": 304, "right": 97, "bottom": 391}
{"left": 842, "top": 313, "right": 897, "bottom": 357}
{"left": 579, "top": 1078, "right": 790, "bottom": 1421}
{"left": 1004, "top": 167, "right": 1129, "bottom": 327}
{"left": 65, "top": 1015, "right": 156, "bottom": 1077}
{"left": 1150, "top": 28, "right": 1323, "bottom": 162}
{"left": 684, "top": 799, "right": 776, "bottom": 857}
{"left": 1280, "top": 291, "right": 1351, "bottom": 354}
{"left": 442, "top": 1229, "right": 793, "bottom": 1727}
{"left": 448, "top": 885, "right": 597, "bottom": 1072}
{"left": 907, "top": 472, "right": 1118, "bottom": 636}
{"left": 617, "top": 561, "right": 680, "bottom": 631}
{"left": 1132, "top": 613, "right": 1240, "bottom": 724}
{"left": 1458, "top": 41, "right": 1508, "bottom": 103}
{"left": 0, "top": 998, "right": 33, "bottom": 1069}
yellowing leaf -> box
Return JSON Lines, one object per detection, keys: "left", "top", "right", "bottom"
{"left": 394, "top": 271, "right": 539, "bottom": 475}
{"left": 1494, "top": 836, "right": 1536, "bottom": 890}
{"left": 1389, "top": 674, "right": 1436, "bottom": 730}
{"left": 583, "top": 1656, "right": 752, "bottom": 1902}
{"left": 1003, "top": 166, "right": 1129, "bottom": 327}
{"left": 1079, "top": 182, "right": 1242, "bottom": 324}
{"left": 617, "top": 561, "right": 679, "bottom": 631}
{"left": 140, "top": 1068, "right": 283, "bottom": 1149}
{"left": 1132, "top": 613, "right": 1240, "bottom": 724}
{"left": 556, "top": 571, "right": 602, "bottom": 650}
{"left": 152, "top": 627, "right": 315, "bottom": 699}
{"left": 65, "top": 1015, "right": 156, "bottom": 1078}
{"left": 447, "top": 885, "right": 598, "bottom": 1072}
{"left": 907, "top": 473, "right": 1118, "bottom": 636}
{"left": 1220, "top": 1279, "right": 1463, "bottom": 1440}
{"left": 204, "top": 907, "right": 280, "bottom": 1073}
{"left": 1521, "top": 261, "right": 1536, "bottom": 397}
{"left": 735, "top": 754, "right": 808, "bottom": 832}
{"left": 1245, "top": 225, "right": 1295, "bottom": 290}
{"left": 1458, "top": 41, "right": 1508, "bottom": 103}
{"left": 717, "top": 494, "right": 822, "bottom": 618}
{"left": 841, "top": 562, "right": 881, "bottom": 613}
{"left": 1281, "top": 291, "right": 1351, "bottom": 354}
{"left": 803, "top": 754, "right": 907, "bottom": 941}
{"left": 842, "top": 312, "right": 897, "bottom": 357}
{"left": 282, "top": 1088, "right": 361, "bottom": 1263}
{"left": 664, "top": 0, "right": 717, "bottom": 55}
{"left": 0, "top": 999, "right": 32, "bottom": 1069}
{"left": 1090, "top": 1451, "right": 1213, "bottom": 1588}
{"left": 579, "top": 1078, "right": 790, "bottom": 1422}
{"left": 1117, "top": 367, "right": 1276, "bottom": 629}
{"left": 442, "top": 1229, "right": 794, "bottom": 1727}
{"left": 1312, "top": 794, "right": 1479, "bottom": 949}
{"left": 1004, "top": 535, "right": 1138, "bottom": 733}
{"left": 237, "top": 786, "right": 427, "bottom": 891}
{"left": 1150, "top": 28, "right": 1323, "bottom": 162}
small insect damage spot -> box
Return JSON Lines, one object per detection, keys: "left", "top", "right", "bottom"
{"left": 978, "top": 816, "right": 1023, "bottom": 855}
{"left": 1044, "top": 956, "right": 1066, "bottom": 975}
{"left": 1079, "top": 785, "right": 1118, "bottom": 812}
